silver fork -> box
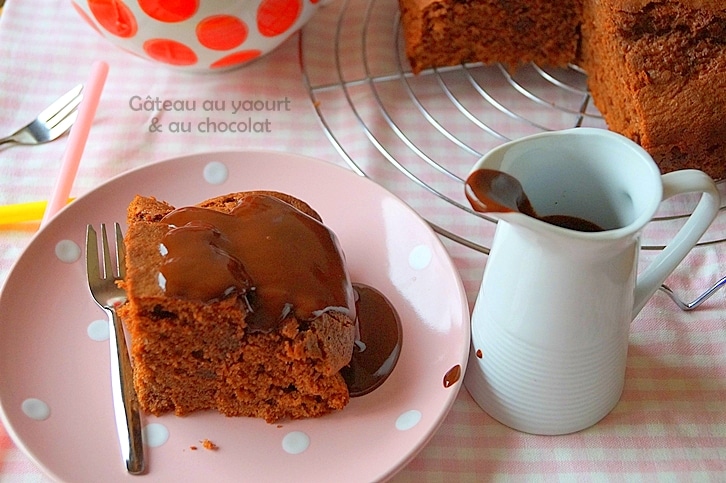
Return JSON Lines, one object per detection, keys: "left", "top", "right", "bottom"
{"left": 86, "top": 223, "right": 145, "bottom": 475}
{"left": 0, "top": 84, "right": 83, "bottom": 147}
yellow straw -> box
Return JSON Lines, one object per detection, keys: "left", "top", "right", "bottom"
{"left": 0, "top": 199, "right": 74, "bottom": 225}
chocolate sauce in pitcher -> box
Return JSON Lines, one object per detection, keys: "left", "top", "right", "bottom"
{"left": 465, "top": 168, "right": 605, "bottom": 232}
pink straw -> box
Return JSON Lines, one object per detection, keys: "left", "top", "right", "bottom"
{"left": 41, "top": 60, "right": 108, "bottom": 226}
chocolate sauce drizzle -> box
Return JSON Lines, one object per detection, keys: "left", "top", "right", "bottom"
{"left": 159, "top": 194, "right": 356, "bottom": 332}
{"left": 443, "top": 365, "right": 461, "bottom": 388}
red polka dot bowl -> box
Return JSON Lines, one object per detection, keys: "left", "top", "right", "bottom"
{"left": 71, "top": 0, "right": 321, "bottom": 72}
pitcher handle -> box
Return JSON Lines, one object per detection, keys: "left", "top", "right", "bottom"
{"left": 632, "top": 169, "right": 721, "bottom": 318}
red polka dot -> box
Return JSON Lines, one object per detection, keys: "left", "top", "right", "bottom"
{"left": 210, "top": 50, "right": 262, "bottom": 69}
{"left": 257, "top": 0, "right": 302, "bottom": 37}
{"left": 71, "top": 2, "right": 102, "bottom": 35}
{"left": 196, "top": 15, "right": 248, "bottom": 51}
{"left": 87, "top": 0, "right": 137, "bottom": 38}
{"left": 143, "top": 38, "right": 198, "bottom": 66}
{"left": 138, "top": 0, "right": 198, "bottom": 23}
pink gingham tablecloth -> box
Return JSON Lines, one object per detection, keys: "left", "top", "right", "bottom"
{"left": 0, "top": 0, "right": 725, "bottom": 481}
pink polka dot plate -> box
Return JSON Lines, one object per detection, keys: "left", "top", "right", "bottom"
{"left": 0, "top": 151, "right": 469, "bottom": 482}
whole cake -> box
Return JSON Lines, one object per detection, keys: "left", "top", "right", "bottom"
{"left": 118, "top": 191, "right": 357, "bottom": 423}
{"left": 398, "top": 0, "right": 726, "bottom": 180}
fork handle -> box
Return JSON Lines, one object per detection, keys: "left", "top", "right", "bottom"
{"left": 0, "top": 136, "right": 17, "bottom": 146}
{"left": 107, "top": 307, "right": 145, "bottom": 475}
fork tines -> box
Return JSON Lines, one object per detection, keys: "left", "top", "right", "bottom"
{"left": 86, "top": 223, "right": 125, "bottom": 289}
{"left": 39, "top": 84, "right": 83, "bottom": 127}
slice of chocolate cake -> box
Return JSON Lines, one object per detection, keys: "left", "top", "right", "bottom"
{"left": 117, "top": 191, "right": 357, "bottom": 423}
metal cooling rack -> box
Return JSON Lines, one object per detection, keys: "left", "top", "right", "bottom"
{"left": 298, "top": 0, "right": 726, "bottom": 308}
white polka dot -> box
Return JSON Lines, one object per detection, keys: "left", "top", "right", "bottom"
{"left": 408, "top": 245, "right": 432, "bottom": 270}
{"left": 55, "top": 239, "right": 81, "bottom": 263}
{"left": 281, "top": 431, "right": 310, "bottom": 454}
{"left": 143, "top": 423, "right": 169, "bottom": 447}
{"left": 395, "top": 409, "right": 422, "bottom": 431}
{"left": 203, "top": 161, "right": 229, "bottom": 185}
{"left": 87, "top": 319, "right": 110, "bottom": 341}
{"left": 22, "top": 398, "right": 50, "bottom": 421}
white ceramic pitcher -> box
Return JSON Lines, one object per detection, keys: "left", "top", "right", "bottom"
{"left": 463, "top": 128, "right": 721, "bottom": 435}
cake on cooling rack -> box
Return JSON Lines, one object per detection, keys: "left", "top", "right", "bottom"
{"left": 398, "top": 0, "right": 726, "bottom": 180}
{"left": 399, "top": 0, "right": 582, "bottom": 75}
{"left": 581, "top": 0, "right": 725, "bottom": 179}
{"left": 117, "top": 191, "right": 357, "bottom": 423}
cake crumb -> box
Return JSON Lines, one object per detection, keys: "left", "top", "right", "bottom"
{"left": 189, "top": 445, "right": 198, "bottom": 451}
{"left": 201, "top": 439, "right": 219, "bottom": 451}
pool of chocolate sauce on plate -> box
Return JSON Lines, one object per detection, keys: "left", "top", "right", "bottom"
{"left": 465, "top": 169, "right": 605, "bottom": 232}
{"left": 159, "top": 193, "right": 401, "bottom": 396}
{"left": 343, "top": 283, "right": 402, "bottom": 397}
